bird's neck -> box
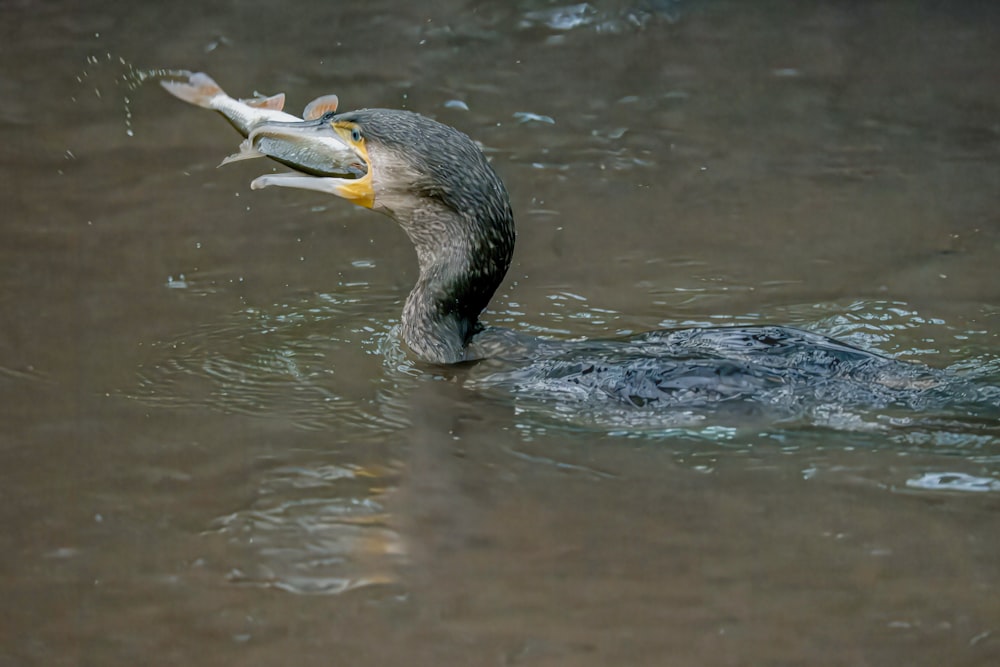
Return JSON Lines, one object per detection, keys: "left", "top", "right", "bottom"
{"left": 397, "top": 203, "right": 515, "bottom": 364}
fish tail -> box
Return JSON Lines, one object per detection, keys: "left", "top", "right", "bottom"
{"left": 160, "top": 71, "right": 225, "bottom": 109}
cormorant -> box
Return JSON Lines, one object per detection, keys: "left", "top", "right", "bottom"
{"left": 163, "top": 73, "right": 992, "bottom": 420}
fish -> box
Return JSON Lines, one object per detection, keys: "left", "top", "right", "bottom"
{"left": 238, "top": 122, "right": 367, "bottom": 179}
{"left": 160, "top": 71, "right": 362, "bottom": 179}
{"left": 159, "top": 70, "right": 341, "bottom": 134}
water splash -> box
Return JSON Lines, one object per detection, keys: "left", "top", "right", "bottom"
{"left": 519, "top": 1, "right": 681, "bottom": 33}
{"left": 74, "top": 53, "right": 190, "bottom": 137}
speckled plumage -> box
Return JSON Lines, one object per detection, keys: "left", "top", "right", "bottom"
{"left": 334, "top": 109, "right": 515, "bottom": 363}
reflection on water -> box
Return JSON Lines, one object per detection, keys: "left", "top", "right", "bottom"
{"left": 210, "top": 460, "right": 405, "bottom": 595}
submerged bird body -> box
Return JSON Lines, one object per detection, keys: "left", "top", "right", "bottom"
{"left": 161, "top": 72, "right": 994, "bottom": 421}
{"left": 462, "top": 324, "right": 955, "bottom": 421}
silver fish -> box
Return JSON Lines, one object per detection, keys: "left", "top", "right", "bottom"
{"left": 160, "top": 71, "right": 360, "bottom": 178}
{"left": 224, "top": 119, "right": 367, "bottom": 179}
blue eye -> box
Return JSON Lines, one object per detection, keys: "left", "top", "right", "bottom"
{"left": 351, "top": 127, "right": 362, "bottom": 142}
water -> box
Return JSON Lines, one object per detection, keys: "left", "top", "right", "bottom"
{"left": 1, "top": 0, "right": 998, "bottom": 664}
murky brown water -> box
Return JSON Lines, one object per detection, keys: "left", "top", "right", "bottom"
{"left": 2, "top": 0, "right": 999, "bottom": 664}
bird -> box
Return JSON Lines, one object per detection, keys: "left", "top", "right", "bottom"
{"left": 163, "top": 73, "right": 992, "bottom": 424}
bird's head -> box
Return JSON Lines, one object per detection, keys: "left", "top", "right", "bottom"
{"left": 249, "top": 109, "right": 512, "bottom": 253}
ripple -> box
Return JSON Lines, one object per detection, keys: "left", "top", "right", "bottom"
{"left": 518, "top": 1, "right": 681, "bottom": 33}
{"left": 131, "top": 288, "right": 999, "bottom": 444}
{"left": 130, "top": 288, "right": 415, "bottom": 432}
{"left": 0, "top": 363, "right": 50, "bottom": 384}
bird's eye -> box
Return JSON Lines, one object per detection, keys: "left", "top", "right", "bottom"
{"left": 351, "top": 127, "right": 362, "bottom": 142}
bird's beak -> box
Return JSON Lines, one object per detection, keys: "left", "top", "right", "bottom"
{"left": 225, "top": 118, "right": 375, "bottom": 208}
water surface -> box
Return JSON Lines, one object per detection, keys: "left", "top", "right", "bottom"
{"left": 1, "top": 0, "right": 998, "bottom": 665}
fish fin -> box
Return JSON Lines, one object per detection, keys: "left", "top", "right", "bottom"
{"left": 241, "top": 93, "right": 286, "bottom": 111}
{"left": 219, "top": 138, "right": 265, "bottom": 166}
{"left": 159, "top": 71, "right": 225, "bottom": 109}
{"left": 303, "top": 94, "right": 339, "bottom": 120}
